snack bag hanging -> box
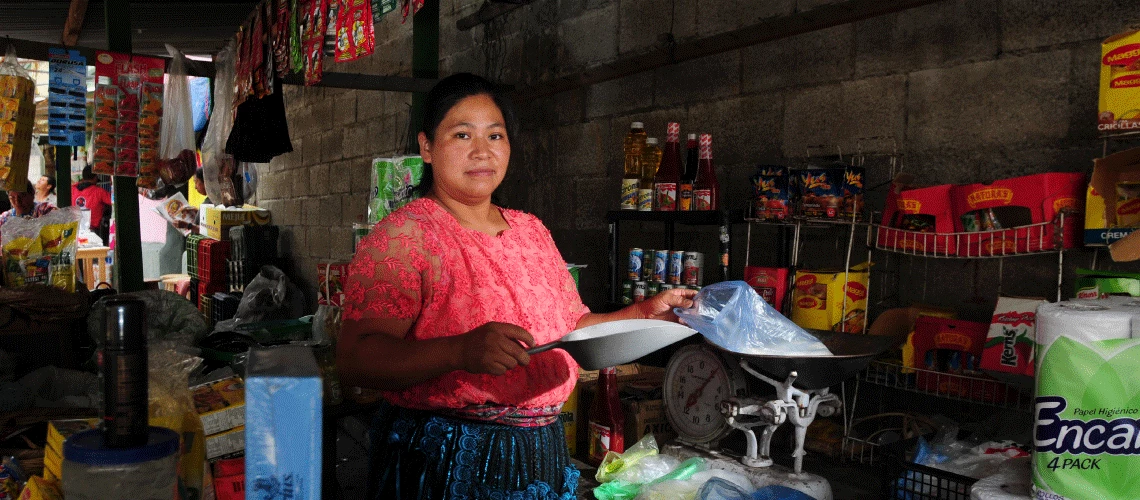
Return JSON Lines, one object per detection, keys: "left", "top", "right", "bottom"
{"left": 289, "top": 0, "right": 305, "bottom": 73}
{"left": 302, "top": 0, "right": 330, "bottom": 85}
{"left": 274, "top": 0, "right": 291, "bottom": 78}
{"left": 400, "top": 0, "right": 423, "bottom": 22}
{"left": 336, "top": 0, "right": 375, "bottom": 62}
{"left": 93, "top": 51, "right": 165, "bottom": 178}
{"left": 372, "top": 0, "right": 397, "bottom": 22}
{"left": 324, "top": 0, "right": 339, "bottom": 56}
{"left": 0, "top": 45, "right": 36, "bottom": 191}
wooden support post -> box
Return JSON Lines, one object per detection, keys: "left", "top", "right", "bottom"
{"left": 105, "top": 0, "right": 143, "bottom": 292}
{"left": 56, "top": 147, "right": 71, "bottom": 207}
{"left": 62, "top": 0, "right": 89, "bottom": 47}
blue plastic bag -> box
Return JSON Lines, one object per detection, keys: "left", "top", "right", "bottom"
{"left": 674, "top": 281, "right": 831, "bottom": 356}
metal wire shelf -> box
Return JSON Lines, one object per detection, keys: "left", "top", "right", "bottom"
{"left": 859, "top": 360, "right": 1033, "bottom": 411}
{"left": 870, "top": 211, "right": 1074, "bottom": 259}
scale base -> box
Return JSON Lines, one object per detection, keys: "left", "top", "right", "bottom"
{"left": 663, "top": 444, "right": 833, "bottom": 500}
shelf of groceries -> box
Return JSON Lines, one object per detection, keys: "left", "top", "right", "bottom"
{"left": 858, "top": 360, "right": 1033, "bottom": 411}
{"left": 870, "top": 210, "right": 1076, "bottom": 259}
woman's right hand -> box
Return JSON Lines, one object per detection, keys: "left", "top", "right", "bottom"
{"left": 455, "top": 322, "right": 535, "bottom": 375}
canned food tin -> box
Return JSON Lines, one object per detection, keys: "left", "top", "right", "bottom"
{"left": 660, "top": 283, "right": 676, "bottom": 291}
{"left": 621, "top": 281, "right": 633, "bottom": 305}
{"left": 653, "top": 250, "right": 668, "bottom": 283}
{"left": 628, "top": 248, "right": 643, "bottom": 281}
{"left": 642, "top": 250, "right": 654, "bottom": 282}
{"left": 647, "top": 282, "right": 661, "bottom": 296}
{"left": 633, "top": 281, "right": 647, "bottom": 303}
{"left": 682, "top": 251, "right": 703, "bottom": 286}
{"left": 352, "top": 223, "right": 372, "bottom": 254}
{"left": 668, "top": 250, "right": 684, "bottom": 284}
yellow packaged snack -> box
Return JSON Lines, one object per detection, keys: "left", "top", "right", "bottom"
{"left": 2, "top": 234, "right": 42, "bottom": 287}
{"left": 791, "top": 263, "right": 871, "bottom": 333}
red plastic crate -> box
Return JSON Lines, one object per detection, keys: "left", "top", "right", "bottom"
{"left": 198, "top": 239, "right": 232, "bottom": 283}
{"left": 198, "top": 280, "right": 226, "bottom": 310}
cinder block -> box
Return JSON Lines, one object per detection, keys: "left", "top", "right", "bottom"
{"left": 319, "top": 195, "right": 340, "bottom": 227}
{"left": 308, "top": 226, "right": 331, "bottom": 260}
{"left": 330, "top": 224, "right": 354, "bottom": 260}
{"left": 310, "top": 164, "right": 330, "bottom": 196}
{"left": 345, "top": 192, "right": 369, "bottom": 224}
{"left": 654, "top": 51, "right": 739, "bottom": 107}
{"left": 279, "top": 198, "right": 301, "bottom": 227}
{"left": 1000, "top": 0, "right": 1136, "bottom": 52}
{"left": 556, "top": 88, "right": 586, "bottom": 124}
{"left": 303, "top": 197, "right": 322, "bottom": 226}
{"left": 686, "top": 92, "right": 784, "bottom": 168}
{"left": 357, "top": 90, "right": 384, "bottom": 121}
{"left": 321, "top": 132, "right": 345, "bottom": 163}
{"left": 1068, "top": 40, "right": 1102, "bottom": 141}
{"left": 906, "top": 51, "right": 1070, "bottom": 151}
{"left": 575, "top": 176, "right": 615, "bottom": 230}
{"left": 349, "top": 159, "right": 373, "bottom": 197}
{"left": 328, "top": 160, "right": 353, "bottom": 194}
{"left": 342, "top": 123, "right": 374, "bottom": 161}
{"left": 782, "top": 74, "right": 906, "bottom": 157}
{"left": 854, "top": 0, "right": 999, "bottom": 78}
{"left": 585, "top": 72, "right": 653, "bottom": 119}
{"left": 555, "top": 120, "right": 611, "bottom": 177}
{"left": 302, "top": 136, "right": 321, "bottom": 167}
{"left": 742, "top": 24, "right": 855, "bottom": 93}
{"left": 559, "top": 4, "right": 618, "bottom": 67}
{"left": 292, "top": 167, "right": 311, "bottom": 198}
{"left": 516, "top": 96, "right": 558, "bottom": 132}
{"left": 538, "top": 178, "right": 575, "bottom": 232}
{"left": 515, "top": 129, "right": 554, "bottom": 178}
{"left": 695, "top": 0, "right": 793, "bottom": 37}
{"left": 796, "top": 0, "right": 848, "bottom": 9}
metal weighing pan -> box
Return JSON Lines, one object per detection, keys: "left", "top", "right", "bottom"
{"left": 708, "top": 329, "right": 907, "bottom": 390}
{"left": 527, "top": 319, "right": 698, "bottom": 370}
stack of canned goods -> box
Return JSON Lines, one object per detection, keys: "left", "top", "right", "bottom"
{"left": 622, "top": 248, "right": 704, "bottom": 304}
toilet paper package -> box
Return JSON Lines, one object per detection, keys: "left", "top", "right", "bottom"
{"left": 1033, "top": 300, "right": 1140, "bottom": 500}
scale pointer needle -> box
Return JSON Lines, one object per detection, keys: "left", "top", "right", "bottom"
{"left": 684, "top": 367, "right": 720, "bottom": 410}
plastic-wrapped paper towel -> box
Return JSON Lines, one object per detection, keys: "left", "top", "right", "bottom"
{"left": 971, "top": 457, "right": 1031, "bottom": 500}
{"left": 1033, "top": 300, "right": 1140, "bottom": 500}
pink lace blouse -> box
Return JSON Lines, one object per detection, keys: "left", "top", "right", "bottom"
{"left": 343, "top": 198, "right": 589, "bottom": 412}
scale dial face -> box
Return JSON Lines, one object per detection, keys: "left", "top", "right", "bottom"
{"left": 664, "top": 344, "right": 742, "bottom": 445}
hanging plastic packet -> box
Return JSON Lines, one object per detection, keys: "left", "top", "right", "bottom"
{"left": 368, "top": 156, "right": 424, "bottom": 223}
{"left": 674, "top": 281, "right": 833, "bottom": 356}
{"left": 250, "top": 9, "right": 268, "bottom": 98}
{"left": 39, "top": 208, "right": 80, "bottom": 292}
{"left": 2, "top": 217, "right": 45, "bottom": 288}
{"left": 201, "top": 44, "right": 236, "bottom": 206}
{"left": 336, "top": 0, "right": 376, "bottom": 62}
{"left": 158, "top": 45, "right": 197, "bottom": 187}
{"left": 0, "top": 45, "right": 36, "bottom": 191}
{"left": 400, "top": 0, "right": 423, "bottom": 22}
{"left": 371, "top": 0, "right": 397, "bottom": 22}
{"left": 324, "top": 0, "right": 340, "bottom": 56}
{"left": 274, "top": 0, "right": 291, "bottom": 78}
{"left": 303, "top": 0, "right": 331, "bottom": 85}
{"left": 289, "top": 0, "right": 305, "bottom": 73}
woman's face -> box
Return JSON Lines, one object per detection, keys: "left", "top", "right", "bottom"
{"left": 419, "top": 94, "right": 510, "bottom": 204}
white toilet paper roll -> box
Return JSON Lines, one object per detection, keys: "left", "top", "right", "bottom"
{"left": 970, "top": 457, "right": 1031, "bottom": 500}
{"left": 1036, "top": 302, "right": 1139, "bottom": 364}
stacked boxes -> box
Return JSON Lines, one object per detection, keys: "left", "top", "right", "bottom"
{"left": 42, "top": 418, "right": 98, "bottom": 482}
{"left": 192, "top": 376, "right": 247, "bottom": 460}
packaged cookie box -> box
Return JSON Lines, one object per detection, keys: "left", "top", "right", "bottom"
{"left": 950, "top": 173, "right": 1084, "bottom": 256}
{"left": 790, "top": 263, "right": 870, "bottom": 334}
{"left": 912, "top": 317, "right": 1018, "bottom": 403}
{"left": 877, "top": 183, "right": 958, "bottom": 256}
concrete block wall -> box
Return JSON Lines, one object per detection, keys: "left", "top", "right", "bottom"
{"left": 261, "top": 0, "right": 1140, "bottom": 315}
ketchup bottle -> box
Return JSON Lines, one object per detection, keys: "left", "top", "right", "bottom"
{"left": 587, "top": 366, "right": 624, "bottom": 464}
{"left": 653, "top": 123, "right": 683, "bottom": 211}
{"left": 694, "top": 134, "right": 720, "bottom": 210}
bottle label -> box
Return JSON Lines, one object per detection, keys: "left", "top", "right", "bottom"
{"left": 637, "top": 188, "right": 654, "bottom": 211}
{"left": 588, "top": 421, "right": 613, "bottom": 463}
{"left": 620, "top": 179, "right": 638, "bottom": 210}
{"left": 695, "top": 189, "right": 712, "bottom": 211}
{"left": 655, "top": 183, "right": 678, "bottom": 211}
{"left": 679, "top": 183, "right": 694, "bottom": 211}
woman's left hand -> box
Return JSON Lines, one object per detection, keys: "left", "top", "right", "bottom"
{"left": 636, "top": 287, "right": 698, "bottom": 322}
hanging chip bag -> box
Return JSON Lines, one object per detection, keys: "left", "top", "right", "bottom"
{"left": 335, "top": 0, "right": 375, "bottom": 62}
{"left": 0, "top": 45, "right": 36, "bottom": 191}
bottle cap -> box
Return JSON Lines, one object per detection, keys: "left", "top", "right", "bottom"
{"left": 646, "top": 137, "right": 658, "bottom": 145}
{"left": 631, "top": 122, "right": 644, "bottom": 129}
{"left": 104, "top": 296, "right": 147, "bottom": 350}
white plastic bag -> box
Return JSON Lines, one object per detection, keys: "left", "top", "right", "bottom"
{"left": 674, "top": 281, "right": 832, "bottom": 356}
{"left": 158, "top": 45, "right": 196, "bottom": 186}
{"left": 200, "top": 43, "right": 236, "bottom": 205}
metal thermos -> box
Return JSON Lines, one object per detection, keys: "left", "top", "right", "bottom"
{"left": 102, "top": 297, "right": 148, "bottom": 448}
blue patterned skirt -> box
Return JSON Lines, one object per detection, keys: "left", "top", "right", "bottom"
{"left": 367, "top": 403, "right": 580, "bottom": 500}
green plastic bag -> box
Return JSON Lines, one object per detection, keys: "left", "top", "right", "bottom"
{"left": 597, "top": 434, "right": 659, "bottom": 483}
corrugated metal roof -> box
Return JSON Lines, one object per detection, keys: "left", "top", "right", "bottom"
{"left": 1, "top": 0, "right": 258, "bottom": 58}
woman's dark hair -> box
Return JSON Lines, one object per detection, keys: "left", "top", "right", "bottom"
{"left": 41, "top": 175, "right": 56, "bottom": 195}
{"left": 418, "top": 73, "right": 517, "bottom": 193}
{"left": 194, "top": 167, "right": 204, "bottom": 183}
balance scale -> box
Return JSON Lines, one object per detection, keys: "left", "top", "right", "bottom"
{"left": 662, "top": 332, "right": 904, "bottom": 500}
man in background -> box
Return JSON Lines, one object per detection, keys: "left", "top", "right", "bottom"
{"left": 0, "top": 181, "right": 56, "bottom": 228}
{"left": 72, "top": 166, "right": 112, "bottom": 244}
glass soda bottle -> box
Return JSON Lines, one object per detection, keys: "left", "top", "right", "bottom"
{"left": 654, "top": 122, "right": 683, "bottom": 211}
{"left": 620, "top": 122, "right": 645, "bottom": 210}
{"left": 639, "top": 138, "right": 662, "bottom": 211}
{"left": 679, "top": 133, "right": 698, "bottom": 211}
{"left": 588, "top": 366, "right": 625, "bottom": 465}
{"left": 694, "top": 134, "right": 720, "bottom": 210}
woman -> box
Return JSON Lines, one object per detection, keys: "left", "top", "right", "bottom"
{"left": 34, "top": 175, "right": 56, "bottom": 206}
{"left": 339, "top": 73, "right": 695, "bottom": 499}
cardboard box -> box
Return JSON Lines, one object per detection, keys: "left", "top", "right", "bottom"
{"left": 46, "top": 418, "right": 97, "bottom": 453}
{"left": 878, "top": 183, "right": 958, "bottom": 255}
{"left": 43, "top": 445, "right": 61, "bottom": 478}
{"left": 203, "top": 205, "right": 271, "bottom": 241}
{"left": 980, "top": 297, "right": 1045, "bottom": 377}
{"left": 317, "top": 262, "right": 349, "bottom": 307}
{"left": 1099, "top": 30, "right": 1140, "bottom": 133}
{"left": 245, "top": 345, "right": 322, "bottom": 499}
{"left": 912, "top": 317, "right": 1016, "bottom": 402}
{"left": 1074, "top": 268, "right": 1140, "bottom": 298}
{"left": 1087, "top": 147, "right": 1140, "bottom": 245}
{"left": 797, "top": 167, "right": 842, "bottom": 218}
{"left": 16, "top": 476, "right": 63, "bottom": 500}
{"left": 206, "top": 426, "right": 246, "bottom": 460}
{"left": 743, "top": 266, "right": 789, "bottom": 313}
{"left": 790, "top": 264, "right": 870, "bottom": 333}
{"left": 192, "top": 376, "right": 245, "bottom": 436}
{"left": 623, "top": 398, "right": 674, "bottom": 445}
{"left": 573, "top": 364, "right": 666, "bottom": 461}
{"left": 951, "top": 173, "right": 1084, "bottom": 256}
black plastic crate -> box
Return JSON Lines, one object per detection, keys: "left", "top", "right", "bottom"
{"left": 227, "top": 259, "right": 258, "bottom": 293}
{"left": 211, "top": 292, "right": 242, "bottom": 324}
{"left": 889, "top": 461, "right": 977, "bottom": 500}
{"left": 229, "top": 225, "right": 279, "bottom": 267}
